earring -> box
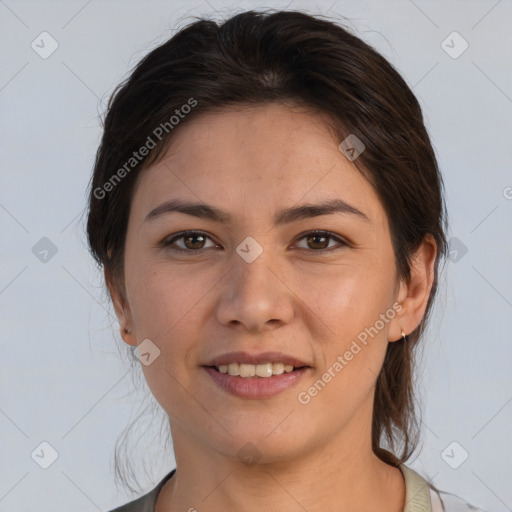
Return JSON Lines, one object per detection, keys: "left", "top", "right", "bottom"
{"left": 401, "top": 329, "right": 406, "bottom": 341}
{"left": 124, "top": 328, "right": 131, "bottom": 334}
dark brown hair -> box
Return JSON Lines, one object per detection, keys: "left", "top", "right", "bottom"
{"left": 86, "top": 9, "right": 448, "bottom": 490}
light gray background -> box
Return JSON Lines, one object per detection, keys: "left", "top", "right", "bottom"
{"left": 1, "top": 0, "right": 511, "bottom": 511}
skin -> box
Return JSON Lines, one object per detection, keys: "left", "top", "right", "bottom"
{"left": 107, "top": 102, "right": 437, "bottom": 512}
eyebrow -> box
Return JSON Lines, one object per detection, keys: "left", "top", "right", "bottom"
{"left": 144, "top": 198, "right": 371, "bottom": 225}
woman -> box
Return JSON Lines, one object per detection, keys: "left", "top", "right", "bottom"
{"left": 86, "top": 9, "right": 487, "bottom": 512}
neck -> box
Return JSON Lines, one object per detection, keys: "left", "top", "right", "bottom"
{"left": 155, "top": 423, "right": 405, "bottom": 512}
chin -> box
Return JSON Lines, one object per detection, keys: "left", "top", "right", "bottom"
{"left": 215, "top": 427, "right": 312, "bottom": 465}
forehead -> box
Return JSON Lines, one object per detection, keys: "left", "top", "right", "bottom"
{"left": 130, "top": 103, "right": 386, "bottom": 230}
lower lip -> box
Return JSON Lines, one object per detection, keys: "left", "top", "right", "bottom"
{"left": 202, "top": 366, "right": 311, "bottom": 399}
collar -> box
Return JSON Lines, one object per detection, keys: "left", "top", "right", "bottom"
{"left": 399, "top": 464, "right": 432, "bottom": 512}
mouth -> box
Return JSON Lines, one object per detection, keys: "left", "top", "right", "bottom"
{"left": 206, "top": 362, "right": 308, "bottom": 378}
{"left": 202, "top": 351, "right": 312, "bottom": 398}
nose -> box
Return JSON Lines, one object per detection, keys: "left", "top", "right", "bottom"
{"left": 215, "top": 248, "right": 295, "bottom": 333}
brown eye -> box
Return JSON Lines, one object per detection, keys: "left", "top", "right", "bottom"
{"left": 182, "top": 233, "right": 206, "bottom": 250}
{"left": 295, "top": 231, "right": 348, "bottom": 252}
{"left": 306, "top": 233, "right": 329, "bottom": 250}
{"left": 164, "top": 231, "right": 217, "bottom": 252}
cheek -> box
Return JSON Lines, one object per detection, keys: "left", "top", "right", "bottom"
{"left": 127, "top": 258, "right": 198, "bottom": 337}
{"left": 132, "top": 276, "right": 201, "bottom": 415}
{"left": 125, "top": 261, "right": 203, "bottom": 395}
{"left": 294, "top": 257, "right": 394, "bottom": 343}
{"left": 292, "top": 258, "right": 394, "bottom": 396}
{"left": 294, "top": 268, "right": 391, "bottom": 424}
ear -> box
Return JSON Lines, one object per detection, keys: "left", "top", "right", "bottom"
{"left": 389, "top": 234, "right": 437, "bottom": 342}
{"left": 104, "top": 267, "right": 137, "bottom": 347}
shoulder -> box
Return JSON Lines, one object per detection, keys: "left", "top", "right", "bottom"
{"left": 108, "top": 492, "right": 154, "bottom": 512}
{"left": 429, "top": 486, "right": 491, "bottom": 512}
{"left": 399, "top": 464, "right": 490, "bottom": 512}
{"left": 107, "top": 469, "right": 176, "bottom": 512}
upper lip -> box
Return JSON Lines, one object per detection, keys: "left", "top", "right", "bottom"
{"left": 203, "top": 351, "right": 311, "bottom": 368}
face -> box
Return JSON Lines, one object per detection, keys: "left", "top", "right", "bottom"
{"left": 113, "top": 102, "right": 409, "bottom": 465}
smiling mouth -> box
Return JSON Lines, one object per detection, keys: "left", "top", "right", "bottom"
{"left": 207, "top": 362, "right": 308, "bottom": 378}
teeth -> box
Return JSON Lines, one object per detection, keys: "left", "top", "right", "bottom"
{"left": 227, "top": 363, "right": 239, "bottom": 376}
{"left": 272, "top": 363, "right": 284, "bottom": 375}
{"left": 239, "top": 363, "right": 256, "bottom": 377}
{"left": 256, "top": 363, "right": 272, "bottom": 377}
{"left": 215, "top": 362, "right": 298, "bottom": 378}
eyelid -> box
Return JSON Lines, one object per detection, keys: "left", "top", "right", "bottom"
{"left": 161, "top": 229, "right": 349, "bottom": 253}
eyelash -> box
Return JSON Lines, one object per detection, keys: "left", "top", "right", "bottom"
{"left": 161, "top": 230, "right": 349, "bottom": 254}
